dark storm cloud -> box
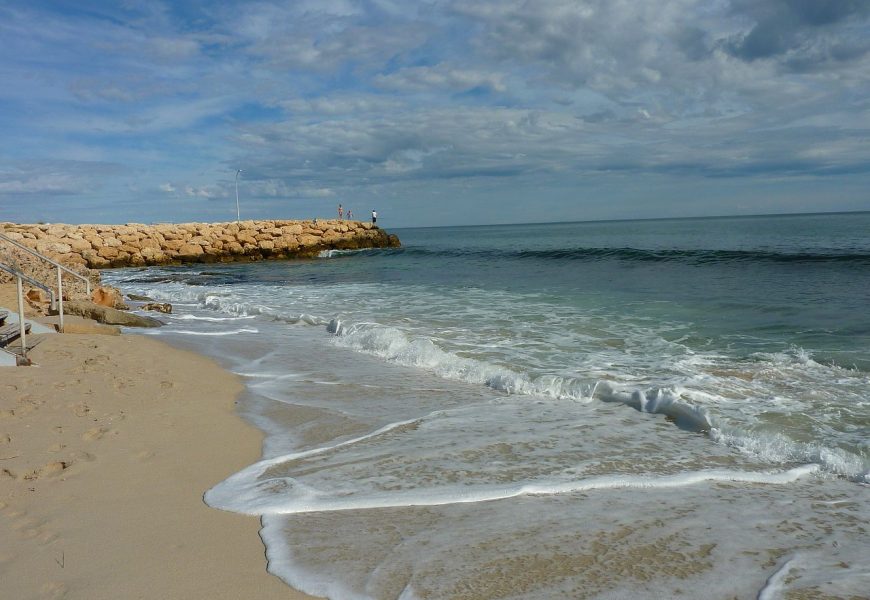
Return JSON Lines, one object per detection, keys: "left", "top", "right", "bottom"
{"left": 725, "top": 0, "right": 870, "bottom": 66}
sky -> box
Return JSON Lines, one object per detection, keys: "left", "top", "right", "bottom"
{"left": 0, "top": 0, "right": 868, "bottom": 227}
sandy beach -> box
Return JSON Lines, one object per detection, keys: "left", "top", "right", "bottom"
{"left": 0, "top": 287, "right": 317, "bottom": 599}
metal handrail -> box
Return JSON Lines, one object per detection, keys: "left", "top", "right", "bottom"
{"left": 0, "top": 261, "right": 55, "bottom": 297}
{"left": 0, "top": 260, "right": 56, "bottom": 360}
{"left": 0, "top": 231, "right": 93, "bottom": 332}
{"left": 0, "top": 232, "right": 91, "bottom": 295}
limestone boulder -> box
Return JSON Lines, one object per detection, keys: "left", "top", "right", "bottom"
{"left": 224, "top": 241, "right": 243, "bottom": 254}
{"left": 61, "top": 300, "right": 163, "bottom": 328}
{"left": 178, "top": 243, "right": 205, "bottom": 257}
{"left": 98, "top": 246, "right": 119, "bottom": 260}
{"left": 66, "top": 238, "right": 92, "bottom": 253}
{"left": 26, "top": 288, "right": 49, "bottom": 304}
{"left": 82, "top": 251, "right": 110, "bottom": 269}
{"left": 92, "top": 286, "right": 129, "bottom": 310}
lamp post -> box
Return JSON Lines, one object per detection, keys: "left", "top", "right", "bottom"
{"left": 235, "top": 169, "right": 243, "bottom": 223}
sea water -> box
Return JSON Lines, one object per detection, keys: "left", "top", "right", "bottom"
{"left": 104, "top": 213, "right": 869, "bottom": 599}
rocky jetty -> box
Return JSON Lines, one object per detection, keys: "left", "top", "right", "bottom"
{"left": 0, "top": 219, "right": 400, "bottom": 270}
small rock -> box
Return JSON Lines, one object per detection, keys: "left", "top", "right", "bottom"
{"left": 141, "top": 302, "right": 172, "bottom": 314}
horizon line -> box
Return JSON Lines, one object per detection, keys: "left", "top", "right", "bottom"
{"left": 390, "top": 209, "right": 870, "bottom": 231}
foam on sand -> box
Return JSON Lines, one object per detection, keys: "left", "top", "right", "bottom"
{"left": 206, "top": 413, "right": 820, "bottom": 515}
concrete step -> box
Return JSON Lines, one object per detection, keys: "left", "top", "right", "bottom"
{"left": 0, "top": 348, "right": 17, "bottom": 367}
{"left": 0, "top": 306, "right": 56, "bottom": 334}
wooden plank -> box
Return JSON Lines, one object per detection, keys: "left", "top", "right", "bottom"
{"left": 0, "top": 322, "right": 31, "bottom": 346}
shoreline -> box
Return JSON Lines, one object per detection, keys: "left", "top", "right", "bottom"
{"left": 0, "top": 294, "right": 318, "bottom": 599}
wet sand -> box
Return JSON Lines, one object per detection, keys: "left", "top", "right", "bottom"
{"left": 0, "top": 299, "right": 318, "bottom": 599}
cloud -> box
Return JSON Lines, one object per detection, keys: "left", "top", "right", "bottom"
{"left": 724, "top": 0, "right": 870, "bottom": 67}
{"left": 184, "top": 185, "right": 222, "bottom": 199}
{"left": 375, "top": 64, "right": 506, "bottom": 93}
{"left": 232, "top": 2, "right": 427, "bottom": 71}
{"left": 0, "top": 160, "right": 119, "bottom": 196}
{"left": 1, "top": 0, "right": 868, "bottom": 225}
{"left": 281, "top": 95, "right": 405, "bottom": 116}
{"left": 302, "top": 187, "right": 336, "bottom": 198}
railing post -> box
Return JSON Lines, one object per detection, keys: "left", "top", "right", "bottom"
{"left": 0, "top": 232, "right": 92, "bottom": 299}
{"left": 16, "top": 275, "right": 26, "bottom": 358}
{"left": 57, "top": 266, "right": 64, "bottom": 333}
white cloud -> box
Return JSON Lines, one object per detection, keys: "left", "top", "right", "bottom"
{"left": 281, "top": 95, "right": 405, "bottom": 115}
{"left": 305, "top": 187, "right": 336, "bottom": 198}
{"left": 0, "top": 173, "right": 80, "bottom": 195}
{"left": 184, "top": 185, "right": 221, "bottom": 198}
{"left": 0, "top": 160, "right": 119, "bottom": 196}
{"left": 375, "top": 64, "right": 506, "bottom": 93}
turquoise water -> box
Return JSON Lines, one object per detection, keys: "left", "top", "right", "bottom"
{"left": 106, "top": 212, "right": 869, "bottom": 599}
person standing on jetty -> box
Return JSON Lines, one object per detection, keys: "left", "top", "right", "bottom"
{"left": 347, "top": 209, "right": 353, "bottom": 220}
{"left": 338, "top": 204, "right": 343, "bottom": 220}
{"left": 371, "top": 209, "right": 377, "bottom": 224}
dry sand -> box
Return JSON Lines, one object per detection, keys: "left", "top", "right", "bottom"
{"left": 0, "top": 304, "right": 318, "bottom": 598}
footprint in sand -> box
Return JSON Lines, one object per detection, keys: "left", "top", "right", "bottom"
{"left": 81, "top": 354, "right": 111, "bottom": 374}
{"left": 23, "top": 461, "right": 69, "bottom": 481}
{"left": 14, "top": 397, "right": 38, "bottom": 416}
{"left": 40, "top": 581, "right": 68, "bottom": 599}
{"left": 10, "top": 513, "right": 44, "bottom": 533}
{"left": 82, "top": 427, "right": 108, "bottom": 441}
{"left": 135, "top": 450, "right": 155, "bottom": 461}
{"left": 70, "top": 402, "right": 90, "bottom": 417}
{"left": 38, "top": 529, "right": 58, "bottom": 545}
{"left": 68, "top": 450, "right": 94, "bottom": 463}
{"left": 113, "top": 377, "right": 133, "bottom": 390}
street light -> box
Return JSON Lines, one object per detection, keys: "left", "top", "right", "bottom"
{"left": 235, "top": 168, "right": 243, "bottom": 223}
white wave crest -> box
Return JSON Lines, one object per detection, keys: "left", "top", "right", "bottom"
{"left": 206, "top": 421, "right": 820, "bottom": 515}
{"left": 171, "top": 313, "right": 257, "bottom": 322}
{"left": 332, "top": 322, "right": 868, "bottom": 481}
{"left": 171, "top": 327, "right": 260, "bottom": 336}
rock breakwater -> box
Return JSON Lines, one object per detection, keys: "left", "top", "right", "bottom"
{"left": 0, "top": 219, "right": 400, "bottom": 269}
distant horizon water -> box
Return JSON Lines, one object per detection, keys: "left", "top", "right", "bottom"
{"left": 389, "top": 208, "right": 870, "bottom": 231}
{"left": 105, "top": 211, "right": 869, "bottom": 600}
{"left": 13, "top": 207, "right": 870, "bottom": 229}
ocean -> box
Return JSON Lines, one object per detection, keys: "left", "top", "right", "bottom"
{"left": 104, "top": 212, "right": 869, "bottom": 599}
